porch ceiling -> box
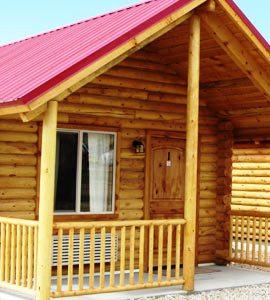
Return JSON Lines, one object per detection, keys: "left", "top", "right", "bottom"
{"left": 144, "top": 2, "right": 270, "bottom": 132}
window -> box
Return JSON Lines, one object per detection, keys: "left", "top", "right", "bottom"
{"left": 54, "top": 129, "right": 116, "bottom": 214}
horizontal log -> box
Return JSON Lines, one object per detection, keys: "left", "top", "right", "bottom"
{"left": 0, "top": 199, "right": 35, "bottom": 211}
{"left": 0, "top": 142, "right": 37, "bottom": 155}
{"left": 232, "top": 183, "right": 270, "bottom": 192}
{"left": 120, "top": 171, "right": 144, "bottom": 180}
{"left": 0, "top": 165, "right": 36, "bottom": 177}
{"left": 118, "top": 210, "right": 144, "bottom": 220}
{"left": 233, "top": 148, "right": 270, "bottom": 155}
{"left": 119, "top": 190, "right": 144, "bottom": 199}
{"left": 231, "top": 205, "right": 270, "bottom": 213}
{"left": 0, "top": 188, "right": 36, "bottom": 199}
{"left": 92, "top": 75, "right": 187, "bottom": 95}
{"left": 232, "top": 190, "right": 270, "bottom": 199}
{"left": 0, "top": 177, "right": 36, "bottom": 188}
{"left": 232, "top": 169, "right": 270, "bottom": 177}
{"left": 233, "top": 154, "right": 270, "bottom": 163}
{"left": 106, "top": 66, "right": 184, "bottom": 85}
{"left": 232, "top": 176, "right": 270, "bottom": 184}
{"left": 0, "top": 211, "right": 35, "bottom": 220}
{"left": 233, "top": 162, "right": 270, "bottom": 170}
{"left": 0, "top": 132, "right": 37, "bottom": 143}
{"left": 231, "top": 197, "right": 270, "bottom": 207}
{"left": 0, "top": 120, "right": 37, "bottom": 132}
{"left": 117, "top": 199, "right": 144, "bottom": 210}
{"left": 0, "top": 154, "right": 37, "bottom": 166}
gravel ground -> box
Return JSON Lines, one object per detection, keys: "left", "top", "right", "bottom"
{"left": 135, "top": 265, "right": 270, "bottom": 300}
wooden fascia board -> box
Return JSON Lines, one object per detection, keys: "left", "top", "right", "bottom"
{"left": 201, "top": 13, "right": 270, "bottom": 99}
{"left": 216, "top": 0, "right": 270, "bottom": 64}
{"left": 14, "top": 0, "right": 207, "bottom": 113}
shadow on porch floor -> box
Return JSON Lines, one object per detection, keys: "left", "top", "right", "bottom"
{"left": 0, "top": 265, "right": 270, "bottom": 300}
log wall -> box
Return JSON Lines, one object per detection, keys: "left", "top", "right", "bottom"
{"left": 0, "top": 118, "right": 38, "bottom": 220}
{"left": 0, "top": 52, "right": 219, "bottom": 263}
{"left": 232, "top": 142, "right": 270, "bottom": 214}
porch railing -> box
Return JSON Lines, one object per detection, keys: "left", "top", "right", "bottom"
{"left": 0, "top": 217, "right": 38, "bottom": 294}
{"left": 52, "top": 219, "right": 186, "bottom": 297}
{"left": 229, "top": 212, "right": 270, "bottom": 267}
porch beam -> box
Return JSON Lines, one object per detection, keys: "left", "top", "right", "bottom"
{"left": 183, "top": 14, "right": 200, "bottom": 292}
{"left": 36, "top": 100, "right": 58, "bottom": 300}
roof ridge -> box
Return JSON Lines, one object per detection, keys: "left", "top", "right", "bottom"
{"left": 0, "top": 0, "right": 157, "bottom": 49}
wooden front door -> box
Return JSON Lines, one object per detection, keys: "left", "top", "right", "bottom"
{"left": 148, "top": 132, "right": 185, "bottom": 220}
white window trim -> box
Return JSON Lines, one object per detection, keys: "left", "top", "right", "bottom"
{"left": 54, "top": 128, "right": 117, "bottom": 215}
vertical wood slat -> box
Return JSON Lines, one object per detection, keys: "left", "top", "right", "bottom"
{"left": 99, "top": 227, "right": 106, "bottom": 289}
{"left": 67, "top": 228, "right": 74, "bottom": 291}
{"left": 33, "top": 226, "right": 38, "bottom": 289}
{"left": 78, "top": 228, "right": 85, "bottom": 291}
{"left": 119, "top": 226, "right": 126, "bottom": 286}
{"left": 89, "top": 227, "right": 95, "bottom": 289}
{"left": 166, "top": 224, "right": 172, "bottom": 281}
{"left": 235, "top": 216, "right": 239, "bottom": 259}
{"left": 56, "top": 228, "right": 63, "bottom": 293}
{"left": 27, "top": 226, "right": 34, "bottom": 289}
{"left": 129, "top": 226, "right": 135, "bottom": 286}
{"left": 157, "top": 225, "right": 164, "bottom": 282}
{"left": 148, "top": 224, "right": 154, "bottom": 284}
{"left": 109, "top": 226, "right": 116, "bottom": 288}
{"left": 175, "top": 224, "right": 181, "bottom": 280}
{"left": 258, "top": 218, "right": 263, "bottom": 262}
{"left": 265, "top": 218, "right": 269, "bottom": 263}
{"left": 21, "top": 225, "right": 27, "bottom": 287}
{"left": 4, "top": 223, "right": 10, "bottom": 282}
{"left": 246, "top": 217, "right": 251, "bottom": 261}
{"left": 229, "top": 216, "right": 233, "bottom": 259}
{"left": 16, "top": 225, "right": 22, "bottom": 286}
{"left": 252, "top": 217, "right": 256, "bottom": 261}
{"left": 138, "top": 225, "right": 145, "bottom": 284}
{"left": 10, "top": 224, "right": 16, "bottom": 284}
{"left": 0, "top": 223, "right": 5, "bottom": 281}
{"left": 240, "top": 216, "right": 245, "bottom": 260}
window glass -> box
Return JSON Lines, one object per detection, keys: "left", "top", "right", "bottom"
{"left": 54, "top": 130, "right": 116, "bottom": 214}
{"left": 81, "top": 132, "right": 115, "bottom": 213}
{"left": 54, "top": 131, "right": 78, "bottom": 212}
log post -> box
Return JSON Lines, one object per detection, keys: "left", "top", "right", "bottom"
{"left": 183, "top": 15, "right": 200, "bottom": 292}
{"left": 36, "top": 101, "right": 58, "bottom": 300}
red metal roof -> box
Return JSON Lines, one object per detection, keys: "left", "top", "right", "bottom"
{"left": 0, "top": 0, "right": 268, "bottom": 108}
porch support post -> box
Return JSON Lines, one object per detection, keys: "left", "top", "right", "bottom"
{"left": 183, "top": 14, "right": 200, "bottom": 292}
{"left": 36, "top": 100, "right": 58, "bottom": 300}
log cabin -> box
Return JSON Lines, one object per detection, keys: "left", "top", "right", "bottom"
{"left": 0, "top": 0, "right": 269, "bottom": 299}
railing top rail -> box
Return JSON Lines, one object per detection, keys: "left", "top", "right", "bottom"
{"left": 53, "top": 218, "right": 186, "bottom": 229}
{"left": 0, "top": 216, "right": 38, "bottom": 227}
{"left": 229, "top": 210, "right": 270, "bottom": 218}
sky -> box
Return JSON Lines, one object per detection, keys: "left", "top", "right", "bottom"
{"left": 0, "top": 0, "right": 269, "bottom": 46}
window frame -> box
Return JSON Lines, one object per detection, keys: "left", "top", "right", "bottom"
{"left": 54, "top": 128, "right": 117, "bottom": 215}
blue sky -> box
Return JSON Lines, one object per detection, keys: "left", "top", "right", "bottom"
{"left": 0, "top": 0, "right": 269, "bottom": 45}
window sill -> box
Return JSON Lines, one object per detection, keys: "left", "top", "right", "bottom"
{"left": 53, "top": 213, "right": 119, "bottom": 222}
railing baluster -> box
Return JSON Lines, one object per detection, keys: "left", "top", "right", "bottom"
{"left": 258, "top": 218, "right": 263, "bottom": 262}
{"left": 119, "top": 226, "right": 126, "bottom": 286}
{"left": 27, "top": 226, "right": 34, "bottom": 289}
{"left": 148, "top": 224, "right": 154, "bottom": 284}
{"left": 138, "top": 225, "right": 145, "bottom": 284}
{"left": 166, "top": 224, "right": 172, "bottom": 281}
{"left": 175, "top": 224, "right": 181, "bottom": 280}
{"left": 0, "top": 223, "right": 5, "bottom": 281}
{"left": 78, "top": 227, "right": 85, "bottom": 291}
{"left": 10, "top": 224, "right": 16, "bottom": 284}
{"left": 100, "top": 227, "right": 106, "bottom": 289}
{"left": 89, "top": 227, "right": 95, "bottom": 289}
{"left": 265, "top": 218, "right": 269, "bottom": 263}
{"left": 56, "top": 228, "right": 63, "bottom": 293}
{"left": 109, "top": 226, "right": 116, "bottom": 288}
{"left": 240, "top": 217, "right": 245, "bottom": 260}
{"left": 33, "top": 226, "right": 38, "bottom": 289}
{"left": 252, "top": 217, "right": 256, "bottom": 261}
{"left": 157, "top": 224, "right": 164, "bottom": 282}
{"left": 129, "top": 225, "right": 135, "bottom": 286}
{"left": 21, "top": 225, "right": 27, "bottom": 287}
{"left": 4, "top": 223, "right": 11, "bottom": 282}
{"left": 235, "top": 216, "right": 239, "bottom": 260}
{"left": 246, "top": 217, "right": 251, "bottom": 261}
{"left": 67, "top": 228, "right": 74, "bottom": 291}
{"left": 16, "top": 224, "right": 22, "bottom": 286}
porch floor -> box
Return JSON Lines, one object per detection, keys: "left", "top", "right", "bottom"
{"left": 1, "top": 265, "right": 270, "bottom": 300}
